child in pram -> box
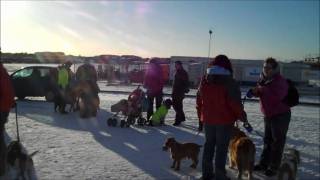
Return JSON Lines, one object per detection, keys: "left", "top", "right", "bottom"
{"left": 108, "top": 86, "right": 148, "bottom": 127}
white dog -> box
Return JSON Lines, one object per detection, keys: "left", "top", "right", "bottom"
{"left": 277, "top": 148, "right": 300, "bottom": 180}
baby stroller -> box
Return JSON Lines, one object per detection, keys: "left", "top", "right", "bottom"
{"left": 107, "top": 85, "right": 148, "bottom": 128}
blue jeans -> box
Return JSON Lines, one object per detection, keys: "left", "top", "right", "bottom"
{"left": 202, "top": 124, "right": 232, "bottom": 180}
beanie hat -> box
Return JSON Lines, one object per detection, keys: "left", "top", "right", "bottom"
{"left": 208, "top": 55, "right": 233, "bottom": 74}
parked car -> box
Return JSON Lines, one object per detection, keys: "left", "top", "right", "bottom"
{"left": 10, "top": 66, "right": 58, "bottom": 101}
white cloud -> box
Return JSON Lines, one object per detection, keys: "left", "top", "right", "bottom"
{"left": 57, "top": 24, "right": 83, "bottom": 40}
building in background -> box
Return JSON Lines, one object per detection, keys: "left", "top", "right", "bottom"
{"left": 168, "top": 56, "right": 319, "bottom": 87}
{"left": 35, "top": 52, "right": 65, "bottom": 63}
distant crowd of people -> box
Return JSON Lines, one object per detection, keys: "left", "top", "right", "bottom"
{"left": 0, "top": 54, "right": 293, "bottom": 179}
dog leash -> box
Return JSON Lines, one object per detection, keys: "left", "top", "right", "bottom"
{"left": 242, "top": 94, "right": 264, "bottom": 138}
{"left": 253, "top": 130, "right": 264, "bottom": 138}
{"left": 15, "top": 102, "right": 20, "bottom": 142}
{"left": 189, "top": 129, "right": 201, "bottom": 142}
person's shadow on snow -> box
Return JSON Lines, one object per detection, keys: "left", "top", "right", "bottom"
{"left": 16, "top": 100, "right": 205, "bottom": 179}
{"left": 15, "top": 99, "right": 319, "bottom": 179}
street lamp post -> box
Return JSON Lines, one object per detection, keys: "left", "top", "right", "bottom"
{"left": 208, "top": 29, "right": 213, "bottom": 59}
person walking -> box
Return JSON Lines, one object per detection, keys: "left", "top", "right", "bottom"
{"left": 143, "top": 58, "right": 164, "bottom": 124}
{"left": 249, "top": 57, "right": 291, "bottom": 177}
{"left": 0, "top": 63, "right": 15, "bottom": 176}
{"left": 196, "top": 55, "right": 247, "bottom": 180}
{"left": 172, "top": 61, "right": 189, "bottom": 126}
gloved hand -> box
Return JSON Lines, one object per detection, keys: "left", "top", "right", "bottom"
{"left": 246, "top": 89, "right": 254, "bottom": 98}
{"left": 243, "top": 122, "right": 253, "bottom": 133}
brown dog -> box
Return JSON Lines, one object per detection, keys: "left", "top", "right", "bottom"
{"left": 277, "top": 148, "right": 300, "bottom": 180}
{"left": 6, "top": 141, "right": 38, "bottom": 180}
{"left": 162, "top": 137, "right": 202, "bottom": 171}
{"left": 79, "top": 93, "right": 100, "bottom": 118}
{"left": 228, "top": 126, "right": 255, "bottom": 180}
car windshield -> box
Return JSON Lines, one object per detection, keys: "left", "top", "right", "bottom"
{"left": 12, "top": 68, "right": 33, "bottom": 78}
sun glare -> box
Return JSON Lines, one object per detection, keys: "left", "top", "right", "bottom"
{"left": 1, "top": 1, "right": 28, "bottom": 18}
{"left": 63, "top": 42, "right": 73, "bottom": 52}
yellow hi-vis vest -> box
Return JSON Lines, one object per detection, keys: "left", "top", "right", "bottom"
{"left": 58, "top": 68, "right": 69, "bottom": 89}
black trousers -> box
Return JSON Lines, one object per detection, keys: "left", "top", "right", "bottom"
{"left": 147, "top": 93, "right": 163, "bottom": 120}
{"left": 172, "top": 94, "right": 185, "bottom": 123}
{"left": 202, "top": 124, "right": 232, "bottom": 180}
{"left": 259, "top": 111, "right": 291, "bottom": 170}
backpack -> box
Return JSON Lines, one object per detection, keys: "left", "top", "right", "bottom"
{"left": 282, "top": 79, "right": 299, "bottom": 107}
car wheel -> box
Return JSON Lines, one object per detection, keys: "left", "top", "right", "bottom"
{"left": 17, "top": 95, "right": 26, "bottom": 100}
{"left": 45, "top": 91, "right": 55, "bottom": 102}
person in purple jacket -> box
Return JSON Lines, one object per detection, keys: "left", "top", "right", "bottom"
{"left": 249, "top": 57, "right": 291, "bottom": 177}
{"left": 143, "top": 58, "right": 164, "bottom": 122}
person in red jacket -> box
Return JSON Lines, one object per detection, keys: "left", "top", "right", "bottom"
{"left": 143, "top": 58, "right": 164, "bottom": 122}
{"left": 0, "top": 63, "right": 15, "bottom": 176}
{"left": 196, "top": 55, "right": 247, "bottom": 180}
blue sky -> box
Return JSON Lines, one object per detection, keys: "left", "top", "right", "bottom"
{"left": 1, "top": 1, "right": 319, "bottom": 61}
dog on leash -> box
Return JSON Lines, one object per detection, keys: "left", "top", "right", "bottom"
{"left": 277, "top": 148, "right": 300, "bottom": 180}
{"left": 6, "top": 141, "right": 38, "bottom": 180}
{"left": 228, "top": 126, "right": 256, "bottom": 180}
{"left": 162, "top": 137, "right": 202, "bottom": 171}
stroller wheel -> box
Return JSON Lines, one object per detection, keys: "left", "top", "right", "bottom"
{"left": 111, "top": 118, "right": 117, "bottom": 127}
{"left": 107, "top": 118, "right": 113, "bottom": 126}
{"left": 127, "top": 116, "right": 135, "bottom": 125}
{"left": 138, "top": 117, "right": 146, "bottom": 126}
{"left": 120, "top": 120, "right": 126, "bottom": 128}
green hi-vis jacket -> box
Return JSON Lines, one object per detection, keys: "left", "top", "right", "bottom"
{"left": 58, "top": 67, "right": 69, "bottom": 89}
{"left": 151, "top": 105, "right": 168, "bottom": 125}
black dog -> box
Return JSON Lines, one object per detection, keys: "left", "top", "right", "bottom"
{"left": 53, "top": 88, "right": 78, "bottom": 114}
{"left": 7, "top": 141, "right": 38, "bottom": 180}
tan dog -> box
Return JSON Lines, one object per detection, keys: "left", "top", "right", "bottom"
{"left": 228, "top": 126, "right": 255, "bottom": 180}
{"left": 162, "top": 137, "right": 202, "bottom": 171}
{"left": 6, "top": 141, "right": 38, "bottom": 180}
{"left": 277, "top": 148, "right": 300, "bottom": 180}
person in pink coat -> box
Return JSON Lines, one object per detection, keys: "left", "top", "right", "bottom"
{"left": 143, "top": 58, "right": 164, "bottom": 121}
{"left": 249, "top": 57, "right": 291, "bottom": 177}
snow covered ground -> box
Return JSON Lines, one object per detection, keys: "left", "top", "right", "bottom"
{"left": 2, "top": 90, "right": 320, "bottom": 180}
{"left": 2, "top": 63, "right": 320, "bottom": 179}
